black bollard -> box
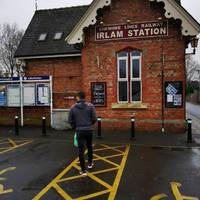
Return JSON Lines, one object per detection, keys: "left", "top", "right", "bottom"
{"left": 131, "top": 117, "right": 135, "bottom": 139}
{"left": 42, "top": 117, "right": 46, "bottom": 137}
{"left": 187, "top": 119, "right": 192, "bottom": 143}
{"left": 97, "top": 117, "right": 102, "bottom": 138}
{"left": 15, "top": 116, "right": 19, "bottom": 136}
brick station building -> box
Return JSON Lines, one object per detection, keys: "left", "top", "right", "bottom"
{"left": 13, "top": 0, "right": 200, "bottom": 132}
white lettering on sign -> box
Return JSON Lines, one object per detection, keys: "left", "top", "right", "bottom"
{"left": 96, "top": 21, "right": 168, "bottom": 41}
{"left": 97, "top": 30, "right": 124, "bottom": 40}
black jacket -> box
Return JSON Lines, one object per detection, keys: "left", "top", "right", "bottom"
{"left": 68, "top": 99, "right": 97, "bottom": 131}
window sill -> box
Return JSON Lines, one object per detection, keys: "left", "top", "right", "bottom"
{"left": 112, "top": 103, "right": 148, "bottom": 110}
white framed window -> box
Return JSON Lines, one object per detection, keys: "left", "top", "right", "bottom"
{"left": 130, "top": 51, "right": 142, "bottom": 102}
{"left": 117, "top": 52, "right": 129, "bottom": 103}
{"left": 117, "top": 50, "right": 142, "bottom": 103}
{"left": 38, "top": 33, "right": 47, "bottom": 41}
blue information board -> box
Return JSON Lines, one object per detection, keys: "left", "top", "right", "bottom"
{"left": 0, "top": 76, "right": 50, "bottom": 82}
{"left": 36, "top": 83, "right": 50, "bottom": 106}
{"left": 0, "top": 76, "right": 50, "bottom": 107}
{"left": 0, "top": 85, "right": 6, "bottom": 106}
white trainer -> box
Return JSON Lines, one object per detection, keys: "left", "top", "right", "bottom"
{"left": 88, "top": 163, "right": 94, "bottom": 169}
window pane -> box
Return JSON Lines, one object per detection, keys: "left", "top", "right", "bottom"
{"left": 119, "top": 81, "right": 128, "bottom": 102}
{"left": 132, "top": 59, "right": 140, "bottom": 78}
{"left": 119, "top": 60, "right": 127, "bottom": 79}
{"left": 38, "top": 33, "right": 47, "bottom": 41}
{"left": 132, "top": 81, "right": 141, "bottom": 101}
{"left": 131, "top": 50, "right": 141, "bottom": 57}
{"left": 54, "top": 32, "right": 63, "bottom": 40}
{"left": 118, "top": 52, "right": 128, "bottom": 57}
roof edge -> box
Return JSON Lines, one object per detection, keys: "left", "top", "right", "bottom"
{"left": 36, "top": 4, "right": 89, "bottom": 13}
{"left": 66, "top": 0, "right": 111, "bottom": 44}
{"left": 66, "top": 0, "right": 200, "bottom": 45}
{"left": 150, "top": 0, "right": 200, "bottom": 36}
{"left": 15, "top": 53, "right": 82, "bottom": 60}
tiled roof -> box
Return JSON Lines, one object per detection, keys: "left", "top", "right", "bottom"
{"left": 15, "top": 5, "right": 88, "bottom": 58}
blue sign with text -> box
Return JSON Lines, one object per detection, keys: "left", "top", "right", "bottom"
{"left": 0, "top": 76, "right": 50, "bottom": 82}
{"left": 0, "top": 85, "right": 6, "bottom": 106}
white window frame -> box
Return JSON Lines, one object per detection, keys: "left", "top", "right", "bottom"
{"left": 117, "top": 54, "right": 129, "bottom": 103}
{"left": 117, "top": 50, "right": 142, "bottom": 104}
{"left": 130, "top": 53, "right": 142, "bottom": 103}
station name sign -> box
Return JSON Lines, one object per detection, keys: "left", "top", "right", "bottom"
{"left": 96, "top": 21, "right": 168, "bottom": 41}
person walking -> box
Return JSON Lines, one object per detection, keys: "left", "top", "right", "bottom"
{"left": 68, "top": 91, "right": 97, "bottom": 176}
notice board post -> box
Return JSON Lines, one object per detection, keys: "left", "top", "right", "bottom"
{"left": 20, "top": 77, "right": 24, "bottom": 126}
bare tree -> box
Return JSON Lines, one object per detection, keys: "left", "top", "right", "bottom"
{"left": 186, "top": 55, "right": 200, "bottom": 83}
{"left": 0, "top": 23, "right": 24, "bottom": 77}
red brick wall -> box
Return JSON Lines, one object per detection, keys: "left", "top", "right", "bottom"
{"left": 81, "top": 0, "right": 187, "bottom": 132}
{"left": 0, "top": 57, "right": 82, "bottom": 126}
{"left": 0, "top": 0, "right": 187, "bottom": 132}
{"left": 26, "top": 57, "right": 82, "bottom": 109}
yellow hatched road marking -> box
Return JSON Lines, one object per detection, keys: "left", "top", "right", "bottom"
{"left": 0, "top": 167, "right": 16, "bottom": 195}
{"left": 0, "top": 167, "right": 16, "bottom": 176}
{"left": 58, "top": 167, "right": 119, "bottom": 183}
{"left": 75, "top": 189, "right": 110, "bottom": 200}
{"left": 53, "top": 183, "right": 73, "bottom": 200}
{"left": 92, "top": 167, "right": 119, "bottom": 175}
{"left": 108, "top": 145, "right": 130, "bottom": 200}
{"left": 93, "top": 145, "right": 126, "bottom": 153}
{"left": 33, "top": 144, "right": 130, "bottom": 200}
{"left": 32, "top": 158, "right": 79, "bottom": 200}
{"left": 93, "top": 153, "right": 120, "bottom": 168}
{"left": 150, "top": 193, "right": 168, "bottom": 200}
{"left": 58, "top": 174, "right": 83, "bottom": 182}
{"left": 8, "top": 139, "right": 17, "bottom": 147}
{"left": 171, "top": 182, "right": 199, "bottom": 200}
{"left": 101, "top": 144, "right": 124, "bottom": 154}
{"left": 151, "top": 182, "right": 199, "bottom": 200}
{"left": 72, "top": 163, "right": 113, "bottom": 189}
{"left": 0, "top": 139, "right": 33, "bottom": 154}
{"left": 87, "top": 172, "right": 112, "bottom": 190}
{"left": 0, "top": 184, "right": 13, "bottom": 195}
{"left": 76, "top": 153, "right": 125, "bottom": 163}
{"left": 96, "top": 153, "right": 125, "bottom": 159}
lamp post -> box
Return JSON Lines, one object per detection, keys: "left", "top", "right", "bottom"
{"left": 186, "top": 37, "right": 199, "bottom": 55}
{"left": 158, "top": 17, "right": 165, "bottom": 133}
{"left": 191, "top": 37, "right": 199, "bottom": 54}
{"left": 197, "top": 69, "right": 200, "bottom": 103}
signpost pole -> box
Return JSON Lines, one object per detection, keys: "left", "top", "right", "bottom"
{"left": 20, "top": 77, "right": 24, "bottom": 127}
{"left": 161, "top": 46, "right": 165, "bottom": 133}
{"left": 131, "top": 117, "right": 135, "bottom": 139}
{"left": 42, "top": 117, "right": 47, "bottom": 137}
{"left": 97, "top": 117, "right": 102, "bottom": 138}
{"left": 50, "top": 76, "right": 53, "bottom": 128}
{"left": 187, "top": 119, "right": 192, "bottom": 143}
{"left": 15, "top": 116, "right": 19, "bottom": 136}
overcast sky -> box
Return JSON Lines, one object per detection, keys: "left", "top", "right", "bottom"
{"left": 0, "top": 0, "right": 199, "bottom": 61}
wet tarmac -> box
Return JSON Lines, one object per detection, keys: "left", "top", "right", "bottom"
{"left": 0, "top": 137, "right": 200, "bottom": 200}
